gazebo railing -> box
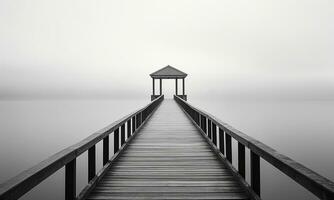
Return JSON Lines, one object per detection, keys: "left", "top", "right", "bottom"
{"left": 174, "top": 95, "right": 334, "bottom": 200}
{"left": 0, "top": 95, "right": 164, "bottom": 200}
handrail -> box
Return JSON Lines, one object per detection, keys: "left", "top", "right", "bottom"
{"left": 0, "top": 95, "right": 164, "bottom": 200}
{"left": 174, "top": 95, "right": 334, "bottom": 200}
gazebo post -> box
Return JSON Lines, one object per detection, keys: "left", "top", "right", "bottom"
{"left": 175, "top": 79, "right": 178, "bottom": 95}
{"left": 152, "top": 78, "right": 155, "bottom": 96}
{"left": 182, "top": 78, "right": 185, "bottom": 95}
{"left": 159, "top": 79, "right": 162, "bottom": 95}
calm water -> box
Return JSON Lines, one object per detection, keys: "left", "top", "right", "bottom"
{"left": 0, "top": 98, "right": 333, "bottom": 200}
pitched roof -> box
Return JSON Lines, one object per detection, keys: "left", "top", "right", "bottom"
{"left": 150, "top": 65, "right": 187, "bottom": 79}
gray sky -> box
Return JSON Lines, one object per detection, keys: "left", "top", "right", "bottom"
{"left": 1, "top": 0, "right": 333, "bottom": 100}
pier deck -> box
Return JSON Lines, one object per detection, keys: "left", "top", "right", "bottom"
{"left": 87, "top": 100, "right": 248, "bottom": 200}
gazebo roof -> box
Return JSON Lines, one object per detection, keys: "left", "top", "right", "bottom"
{"left": 150, "top": 65, "right": 187, "bottom": 79}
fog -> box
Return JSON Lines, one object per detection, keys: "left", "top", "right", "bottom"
{"left": 1, "top": 0, "right": 333, "bottom": 100}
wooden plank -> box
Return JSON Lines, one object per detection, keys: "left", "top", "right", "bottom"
{"left": 87, "top": 100, "right": 248, "bottom": 200}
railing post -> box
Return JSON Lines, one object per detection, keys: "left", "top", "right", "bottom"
{"left": 65, "top": 159, "right": 76, "bottom": 200}
{"left": 201, "top": 116, "right": 204, "bottom": 131}
{"left": 219, "top": 128, "right": 224, "bottom": 155}
{"left": 204, "top": 117, "right": 207, "bottom": 134}
{"left": 208, "top": 119, "right": 212, "bottom": 139}
{"left": 132, "top": 116, "right": 135, "bottom": 133}
{"left": 127, "top": 119, "right": 131, "bottom": 138}
{"left": 136, "top": 114, "right": 139, "bottom": 129}
{"left": 212, "top": 123, "right": 217, "bottom": 146}
{"left": 121, "top": 124, "right": 125, "bottom": 146}
{"left": 238, "top": 142, "right": 245, "bottom": 178}
{"left": 103, "top": 136, "right": 109, "bottom": 165}
{"left": 199, "top": 114, "right": 202, "bottom": 128}
{"left": 226, "top": 133, "right": 232, "bottom": 163}
{"left": 114, "top": 128, "right": 119, "bottom": 153}
{"left": 88, "top": 145, "right": 96, "bottom": 182}
{"left": 140, "top": 112, "right": 143, "bottom": 125}
{"left": 251, "top": 151, "right": 261, "bottom": 196}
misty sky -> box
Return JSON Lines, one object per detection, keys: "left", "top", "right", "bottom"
{"left": 1, "top": 0, "right": 333, "bottom": 100}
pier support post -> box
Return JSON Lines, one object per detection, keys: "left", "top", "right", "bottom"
{"left": 175, "top": 78, "right": 178, "bottom": 95}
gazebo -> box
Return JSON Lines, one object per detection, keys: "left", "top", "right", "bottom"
{"left": 150, "top": 65, "right": 188, "bottom": 101}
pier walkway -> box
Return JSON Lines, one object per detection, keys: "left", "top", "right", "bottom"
{"left": 87, "top": 99, "right": 248, "bottom": 200}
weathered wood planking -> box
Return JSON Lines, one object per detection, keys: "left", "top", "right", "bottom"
{"left": 86, "top": 100, "right": 248, "bottom": 200}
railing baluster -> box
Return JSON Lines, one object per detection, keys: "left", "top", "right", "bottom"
{"left": 208, "top": 119, "right": 212, "bottom": 139}
{"left": 65, "top": 159, "right": 76, "bottom": 200}
{"left": 88, "top": 145, "right": 96, "bottom": 182}
{"left": 226, "top": 132, "right": 232, "bottom": 163}
{"left": 212, "top": 123, "right": 217, "bottom": 146}
{"left": 103, "top": 136, "right": 109, "bottom": 165}
{"left": 238, "top": 142, "right": 245, "bottom": 178}
{"left": 219, "top": 128, "right": 224, "bottom": 155}
{"left": 121, "top": 124, "right": 125, "bottom": 146}
{"left": 132, "top": 116, "right": 135, "bottom": 133}
{"left": 204, "top": 117, "right": 207, "bottom": 134}
{"left": 127, "top": 119, "right": 131, "bottom": 138}
{"left": 136, "top": 114, "right": 139, "bottom": 129}
{"left": 114, "top": 128, "right": 119, "bottom": 153}
{"left": 251, "top": 151, "right": 261, "bottom": 196}
{"left": 199, "top": 114, "right": 202, "bottom": 128}
{"left": 201, "top": 116, "right": 204, "bottom": 131}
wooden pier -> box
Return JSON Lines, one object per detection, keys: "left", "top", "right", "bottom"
{"left": 87, "top": 99, "right": 247, "bottom": 200}
{"left": 1, "top": 66, "right": 334, "bottom": 200}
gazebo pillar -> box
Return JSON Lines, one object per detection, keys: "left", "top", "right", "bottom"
{"left": 159, "top": 79, "right": 162, "bottom": 95}
{"left": 175, "top": 79, "right": 178, "bottom": 95}
{"left": 182, "top": 78, "right": 185, "bottom": 95}
{"left": 152, "top": 78, "right": 155, "bottom": 96}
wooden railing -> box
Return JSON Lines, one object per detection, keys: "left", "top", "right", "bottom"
{"left": 174, "top": 95, "right": 334, "bottom": 200}
{"left": 0, "top": 95, "right": 164, "bottom": 200}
